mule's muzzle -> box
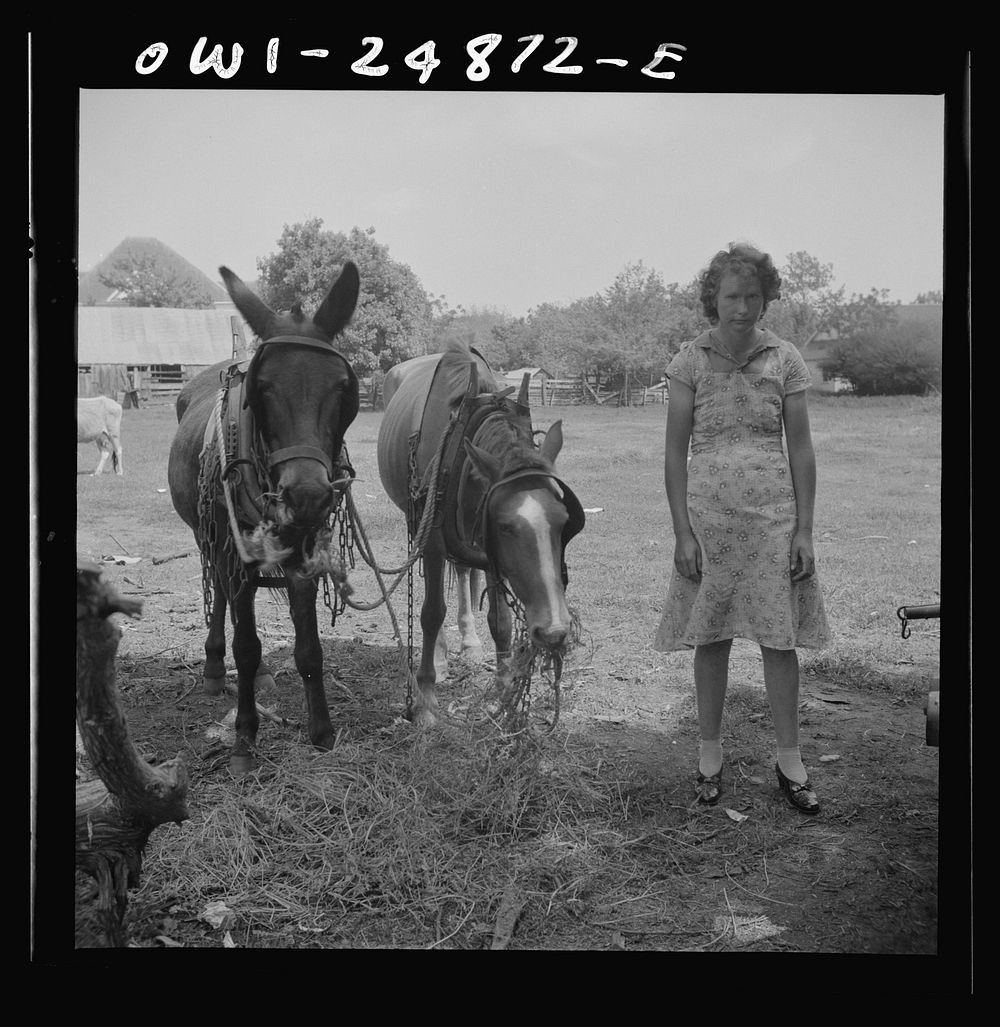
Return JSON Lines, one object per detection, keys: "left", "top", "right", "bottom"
{"left": 531, "top": 623, "right": 569, "bottom": 651}
{"left": 273, "top": 474, "right": 335, "bottom": 534}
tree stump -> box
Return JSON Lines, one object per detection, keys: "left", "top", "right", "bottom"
{"left": 76, "top": 560, "right": 190, "bottom": 946}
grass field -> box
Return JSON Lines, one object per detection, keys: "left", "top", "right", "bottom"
{"left": 73, "top": 392, "right": 944, "bottom": 952}
{"left": 77, "top": 392, "right": 943, "bottom": 692}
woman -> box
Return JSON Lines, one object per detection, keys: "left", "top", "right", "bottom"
{"left": 655, "top": 242, "right": 831, "bottom": 814}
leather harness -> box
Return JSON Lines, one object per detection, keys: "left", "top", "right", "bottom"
{"left": 213, "top": 334, "right": 357, "bottom": 528}
{"left": 424, "top": 368, "right": 585, "bottom": 585}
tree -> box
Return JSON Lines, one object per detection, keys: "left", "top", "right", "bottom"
{"left": 913, "top": 290, "right": 943, "bottom": 304}
{"left": 820, "top": 322, "right": 941, "bottom": 395}
{"left": 660, "top": 279, "right": 705, "bottom": 357}
{"left": 98, "top": 254, "right": 214, "bottom": 308}
{"left": 766, "top": 251, "right": 845, "bottom": 347}
{"left": 598, "top": 261, "right": 675, "bottom": 382}
{"left": 442, "top": 305, "right": 518, "bottom": 363}
{"left": 828, "top": 287, "right": 900, "bottom": 338}
{"left": 256, "top": 220, "right": 432, "bottom": 377}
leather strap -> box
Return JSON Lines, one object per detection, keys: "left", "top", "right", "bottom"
{"left": 267, "top": 444, "right": 334, "bottom": 478}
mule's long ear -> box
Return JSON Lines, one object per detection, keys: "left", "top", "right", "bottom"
{"left": 314, "top": 261, "right": 360, "bottom": 340}
{"left": 220, "top": 266, "right": 277, "bottom": 340}
{"left": 517, "top": 372, "right": 530, "bottom": 408}
{"left": 539, "top": 419, "right": 564, "bottom": 464}
{"left": 464, "top": 438, "right": 502, "bottom": 484}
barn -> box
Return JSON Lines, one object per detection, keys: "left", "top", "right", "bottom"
{"left": 77, "top": 305, "right": 252, "bottom": 401}
{"left": 799, "top": 304, "right": 943, "bottom": 394}
{"left": 498, "top": 366, "right": 552, "bottom": 405}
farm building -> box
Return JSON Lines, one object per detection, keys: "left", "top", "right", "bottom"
{"left": 77, "top": 305, "right": 251, "bottom": 401}
{"left": 498, "top": 366, "right": 552, "bottom": 405}
{"left": 799, "top": 304, "right": 943, "bottom": 394}
{"left": 800, "top": 329, "right": 848, "bottom": 394}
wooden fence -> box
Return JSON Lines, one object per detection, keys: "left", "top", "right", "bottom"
{"left": 547, "top": 378, "right": 669, "bottom": 406}
{"left": 77, "top": 364, "right": 217, "bottom": 402}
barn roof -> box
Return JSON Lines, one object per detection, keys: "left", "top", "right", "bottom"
{"left": 504, "top": 366, "right": 551, "bottom": 378}
{"left": 77, "top": 306, "right": 250, "bottom": 365}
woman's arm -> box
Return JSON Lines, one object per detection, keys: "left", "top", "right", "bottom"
{"left": 783, "top": 390, "right": 818, "bottom": 582}
{"left": 664, "top": 379, "right": 701, "bottom": 580}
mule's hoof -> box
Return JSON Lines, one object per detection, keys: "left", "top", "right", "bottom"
{"left": 312, "top": 730, "right": 337, "bottom": 751}
{"left": 203, "top": 675, "right": 226, "bottom": 696}
{"left": 411, "top": 706, "right": 438, "bottom": 729}
{"left": 229, "top": 752, "right": 257, "bottom": 777}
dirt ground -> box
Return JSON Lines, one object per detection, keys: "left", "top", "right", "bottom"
{"left": 72, "top": 548, "right": 952, "bottom": 963}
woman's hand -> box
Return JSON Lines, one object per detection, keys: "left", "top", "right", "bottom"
{"left": 674, "top": 530, "right": 703, "bottom": 582}
{"left": 789, "top": 528, "right": 816, "bottom": 582}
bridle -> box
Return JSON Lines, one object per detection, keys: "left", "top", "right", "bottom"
{"left": 242, "top": 334, "right": 358, "bottom": 486}
{"left": 475, "top": 467, "right": 586, "bottom": 588}
{"left": 436, "top": 390, "right": 585, "bottom": 586}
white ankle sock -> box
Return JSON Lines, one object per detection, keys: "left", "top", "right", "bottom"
{"left": 776, "top": 747, "right": 808, "bottom": 785}
{"left": 699, "top": 739, "right": 723, "bottom": 777}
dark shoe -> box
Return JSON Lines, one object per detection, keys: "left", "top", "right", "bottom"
{"left": 695, "top": 768, "right": 723, "bottom": 805}
{"left": 775, "top": 763, "right": 820, "bottom": 814}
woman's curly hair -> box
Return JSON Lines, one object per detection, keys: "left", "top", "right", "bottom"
{"left": 698, "top": 242, "right": 782, "bottom": 323}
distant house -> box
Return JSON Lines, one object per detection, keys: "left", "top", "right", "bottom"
{"left": 799, "top": 303, "right": 943, "bottom": 394}
{"left": 77, "top": 306, "right": 251, "bottom": 400}
{"left": 800, "top": 328, "right": 849, "bottom": 394}
{"left": 77, "top": 237, "right": 260, "bottom": 400}
{"left": 498, "top": 366, "right": 552, "bottom": 404}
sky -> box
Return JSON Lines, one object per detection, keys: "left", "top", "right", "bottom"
{"left": 77, "top": 89, "right": 946, "bottom": 317}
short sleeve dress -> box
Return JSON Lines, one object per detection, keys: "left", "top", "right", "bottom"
{"left": 653, "top": 329, "right": 831, "bottom": 652}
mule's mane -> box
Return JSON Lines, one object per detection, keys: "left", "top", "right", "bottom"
{"left": 473, "top": 403, "right": 552, "bottom": 479}
{"left": 435, "top": 334, "right": 551, "bottom": 477}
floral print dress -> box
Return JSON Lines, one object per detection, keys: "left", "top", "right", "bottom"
{"left": 653, "top": 330, "right": 831, "bottom": 652}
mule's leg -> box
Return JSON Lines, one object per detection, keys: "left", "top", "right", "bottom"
{"left": 455, "top": 566, "right": 484, "bottom": 655}
{"left": 229, "top": 583, "right": 262, "bottom": 776}
{"left": 205, "top": 581, "right": 275, "bottom": 700}
{"left": 287, "top": 574, "right": 335, "bottom": 749}
{"left": 111, "top": 435, "right": 124, "bottom": 476}
{"left": 486, "top": 571, "right": 514, "bottom": 678}
{"left": 202, "top": 574, "right": 228, "bottom": 695}
{"left": 413, "top": 537, "right": 447, "bottom": 727}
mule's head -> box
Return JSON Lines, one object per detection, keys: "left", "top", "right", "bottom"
{"left": 220, "top": 263, "right": 360, "bottom": 556}
{"left": 464, "top": 421, "right": 583, "bottom": 651}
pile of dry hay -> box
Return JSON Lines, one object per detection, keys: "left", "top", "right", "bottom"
{"left": 136, "top": 712, "right": 627, "bottom": 947}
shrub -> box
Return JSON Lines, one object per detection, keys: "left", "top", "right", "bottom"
{"left": 820, "top": 323, "right": 941, "bottom": 396}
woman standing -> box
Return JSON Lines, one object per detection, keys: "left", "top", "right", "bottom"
{"left": 655, "top": 242, "right": 831, "bottom": 814}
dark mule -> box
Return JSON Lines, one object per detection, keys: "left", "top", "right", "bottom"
{"left": 377, "top": 339, "right": 584, "bottom": 726}
{"left": 168, "top": 263, "right": 360, "bottom": 773}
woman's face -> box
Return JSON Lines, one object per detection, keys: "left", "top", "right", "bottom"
{"left": 716, "top": 271, "right": 764, "bottom": 337}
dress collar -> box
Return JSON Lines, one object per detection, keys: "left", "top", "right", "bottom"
{"left": 697, "top": 328, "right": 777, "bottom": 366}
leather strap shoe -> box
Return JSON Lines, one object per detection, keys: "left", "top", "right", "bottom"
{"left": 775, "top": 763, "right": 820, "bottom": 814}
{"left": 695, "top": 768, "right": 723, "bottom": 805}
